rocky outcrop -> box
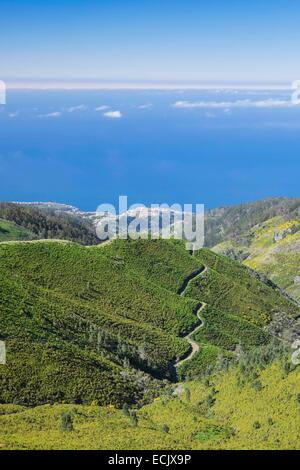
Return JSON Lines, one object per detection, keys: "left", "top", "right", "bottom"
{"left": 267, "top": 312, "right": 300, "bottom": 343}
{"left": 273, "top": 225, "right": 298, "bottom": 243}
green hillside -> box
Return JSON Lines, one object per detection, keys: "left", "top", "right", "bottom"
{"left": 0, "top": 240, "right": 196, "bottom": 406}
{"left": 1, "top": 344, "right": 299, "bottom": 450}
{"left": 213, "top": 216, "right": 300, "bottom": 303}
{"left": 205, "top": 197, "right": 300, "bottom": 247}
{"left": 104, "top": 240, "right": 297, "bottom": 379}
{"left": 0, "top": 238, "right": 297, "bottom": 408}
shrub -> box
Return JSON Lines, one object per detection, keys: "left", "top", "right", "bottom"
{"left": 206, "top": 393, "right": 216, "bottom": 408}
{"left": 283, "top": 361, "right": 291, "bottom": 375}
{"left": 122, "top": 403, "right": 130, "bottom": 417}
{"left": 130, "top": 410, "right": 138, "bottom": 427}
{"left": 162, "top": 424, "right": 170, "bottom": 433}
{"left": 60, "top": 412, "right": 73, "bottom": 432}
{"left": 252, "top": 380, "right": 263, "bottom": 392}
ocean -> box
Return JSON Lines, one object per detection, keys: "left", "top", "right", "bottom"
{"left": 1, "top": 87, "right": 300, "bottom": 211}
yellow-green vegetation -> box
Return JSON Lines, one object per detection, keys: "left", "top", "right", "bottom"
{"left": 1, "top": 236, "right": 299, "bottom": 450}
{"left": 213, "top": 216, "right": 300, "bottom": 302}
{"left": 101, "top": 238, "right": 201, "bottom": 292}
{"left": 193, "top": 248, "right": 295, "bottom": 325}
{"left": 0, "top": 239, "right": 199, "bottom": 406}
{"left": 1, "top": 347, "right": 300, "bottom": 450}
{"left": 1, "top": 238, "right": 297, "bottom": 408}
{"left": 205, "top": 197, "right": 300, "bottom": 247}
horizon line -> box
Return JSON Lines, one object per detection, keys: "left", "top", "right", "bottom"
{"left": 3, "top": 79, "right": 294, "bottom": 91}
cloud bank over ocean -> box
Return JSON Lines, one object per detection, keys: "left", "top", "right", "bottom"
{"left": 172, "top": 99, "right": 297, "bottom": 109}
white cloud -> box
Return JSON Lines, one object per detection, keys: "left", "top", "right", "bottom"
{"left": 103, "top": 110, "right": 122, "bottom": 119}
{"left": 172, "top": 99, "right": 297, "bottom": 109}
{"left": 135, "top": 103, "right": 153, "bottom": 109}
{"left": 95, "top": 105, "right": 110, "bottom": 111}
{"left": 66, "top": 104, "right": 87, "bottom": 112}
{"left": 37, "top": 112, "right": 62, "bottom": 118}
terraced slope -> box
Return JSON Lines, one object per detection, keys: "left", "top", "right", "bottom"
{"left": 0, "top": 239, "right": 297, "bottom": 406}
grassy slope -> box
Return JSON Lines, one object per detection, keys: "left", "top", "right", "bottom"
{"left": 102, "top": 240, "right": 296, "bottom": 323}
{"left": 1, "top": 358, "right": 300, "bottom": 450}
{"left": 193, "top": 248, "right": 296, "bottom": 324}
{"left": 0, "top": 238, "right": 297, "bottom": 406}
{"left": 213, "top": 216, "right": 300, "bottom": 302}
{"left": 0, "top": 218, "right": 33, "bottom": 242}
{"left": 101, "top": 239, "right": 201, "bottom": 292}
{"left": 0, "top": 240, "right": 198, "bottom": 406}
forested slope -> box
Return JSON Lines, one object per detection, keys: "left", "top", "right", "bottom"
{"left": 0, "top": 203, "right": 99, "bottom": 245}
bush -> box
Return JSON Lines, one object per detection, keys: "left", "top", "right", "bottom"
{"left": 252, "top": 380, "right": 263, "bottom": 392}
{"left": 283, "top": 361, "right": 291, "bottom": 375}
{"left": 206, "top": 393, "right": 216, "bottom": 408}
{"left": 130, "top": 410, "right": 138, "bottom": 427}
{"left": 162, "top": 424, "right": 170, "bottom": 433}
{"left": 60, "top": 412, "right": 73, "bottom": 432}
{"left": 122, "top": 403, "right": 130, "bottom": 417}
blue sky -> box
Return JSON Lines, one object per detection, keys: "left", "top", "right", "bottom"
{"left": 1, "top": 0, "right": 300, "bottom": 84}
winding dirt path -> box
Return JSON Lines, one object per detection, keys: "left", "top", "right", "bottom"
{"left": 175, "top": 266, "right": 208, "bottom": 368}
